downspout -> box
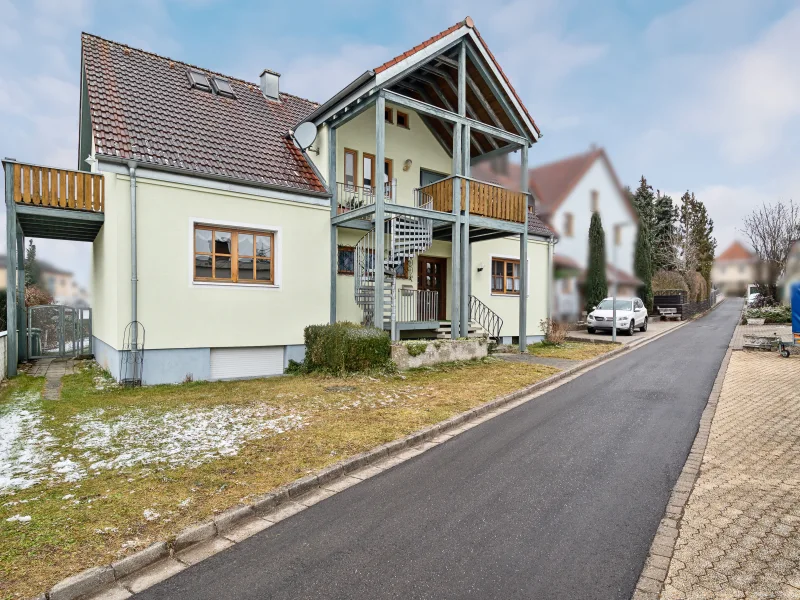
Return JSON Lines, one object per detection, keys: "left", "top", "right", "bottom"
{"left": 128, "top": 161, "right": 138, "bottom": 327}
{"left": 548, "top": 234, "right": 558, "bottom": 323}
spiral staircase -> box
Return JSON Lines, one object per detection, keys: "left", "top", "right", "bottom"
{"left": 354, "top": 194, "right": 434, "bottom": 331}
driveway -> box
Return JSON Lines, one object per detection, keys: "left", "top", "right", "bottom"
{"left": 135, "top": 300, "right": 741, "bottom": 600}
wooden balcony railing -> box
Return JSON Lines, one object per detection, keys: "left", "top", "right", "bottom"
{"left": 418, "top": 176, "right": 527, "bottom": 224}
{"left": 11, "top": 163, "right": 104, "bottom": 213}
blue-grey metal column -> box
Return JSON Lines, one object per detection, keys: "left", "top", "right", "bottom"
{"left": 374, "top": 92, "right": 386, "bottom": 330}
{"left": 16, "top": 228, "right": 26, "bottom": 361}
{"left": 518, "top": 144, "right": 529, "bottom": 352}
{"left": 5, "top": 162, "right": 17, "bottom": 376}
{"left": 329, "top": 125, "right": 338, "bottom": 324}
{"left": 459, "top": 123, "right": 471, "bottom": 337}
{"left": 450, "top": 128, "right": 462, "bottom": 339}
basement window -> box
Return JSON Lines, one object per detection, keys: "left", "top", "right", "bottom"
{"left": 211, "top": 77, "right": 236, "bottom": 98}
{"left": 188, "top": 70, "right": 211, "bottom": 91}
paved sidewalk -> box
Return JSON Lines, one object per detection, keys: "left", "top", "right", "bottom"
{"left": 661, "top": 351, "right": 800, "bottom": 599}
{"left": 26, "top": 358, "right": 76, "bottom": 400}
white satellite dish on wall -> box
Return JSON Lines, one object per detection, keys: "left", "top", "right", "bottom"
{"left": 293, "top": 122, "right": 318, "bottom": 150}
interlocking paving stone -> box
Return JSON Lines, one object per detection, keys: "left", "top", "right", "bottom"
{"left": 661, "top": 351, "right": 800, "bottom": 599}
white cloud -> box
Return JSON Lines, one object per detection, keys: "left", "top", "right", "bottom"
{"left": 281, "top": 43, "right": 392, "bottom": 103}
{"left": 677, "top": 7, "right": 800, "bottom": 164}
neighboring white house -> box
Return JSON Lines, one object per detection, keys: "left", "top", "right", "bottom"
{"left": 1, "top": 17, "right": 551, "bottom": 384}
{"left": 711, "top": 241, "right": 757, "bottom": 297}
{"left": 474, "top": 147, "right": 639, "bottom": 319}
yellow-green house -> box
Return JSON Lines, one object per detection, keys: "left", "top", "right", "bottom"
{"left": 4, "top": 18, "right": 555, "bottom": 383}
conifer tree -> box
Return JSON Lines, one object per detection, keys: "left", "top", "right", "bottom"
{"left": 585, "top": 212, "right": 608, "bottom": 312}
{"left": 634, "top": 221, "right": 654, "bottom": 311}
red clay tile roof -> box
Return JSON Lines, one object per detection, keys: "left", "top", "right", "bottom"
{"left": 717, "top": 241, "right": 754, "bottom": 261}
{"left": 81, "top": 33, "right": 326, "bottom": 194}
{"left": 373, "top": 17, "right": 540, "bottom": 139}
{"left": 553, "top": 254, "right": 581, "bottom": 270}
{"left": 474, "top": 147, "right": 638, "bottom": 225}
{"left": 529, "top": 150, "right": 601, "bottom": 215}
{"left": 527, "top": 212, "right": 555, "bottom": 238}
{"left": 577, "top": 264, "right": 641, "bottom": 287}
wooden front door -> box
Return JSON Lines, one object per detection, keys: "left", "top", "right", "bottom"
{"left": 417, "top": 256, "right": 447, "bottom": 320}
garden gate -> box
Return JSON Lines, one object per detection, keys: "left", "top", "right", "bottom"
{"left": 27, "top": 305, "right": 92, "bottom": 359}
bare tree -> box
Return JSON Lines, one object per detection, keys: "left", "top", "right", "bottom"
{"left": 741, "top": 199, "right": 800, "bottom": 298}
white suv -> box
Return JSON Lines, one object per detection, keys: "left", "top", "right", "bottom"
{"left": 587, "top": 297, "right": 648, "bottom": 335}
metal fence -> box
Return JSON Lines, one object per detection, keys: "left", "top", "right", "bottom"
{"left": 28, "top": 305, "right": 92, "bottom": 359}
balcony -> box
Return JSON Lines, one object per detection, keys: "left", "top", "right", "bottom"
{"left": 4, "top": 161, "right": 105, "bottom": 242}
{"left": 335, "top": 176, "right": 527, "bottom": 226}
{"left": 418, "top": 176, "right": 527, "bottom": 224}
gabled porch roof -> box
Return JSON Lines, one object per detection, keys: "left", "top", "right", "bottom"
{"left": 307, "top": 17, "right": 540, "bottom": 162}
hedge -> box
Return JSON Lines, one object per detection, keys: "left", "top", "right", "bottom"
{"left": 304, "top": 322, "right": 391, "bottom": 374}
{"left": 685, "top": 271, "right": 708, "bottom": 302}
{"left": 652, "top": 270, "right": 688, "bottom": 293}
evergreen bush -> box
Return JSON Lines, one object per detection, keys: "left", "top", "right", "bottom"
{"left": 652, "top": 270, "right": 689, "bottom": 293}
{"left": 304, "top": 322, "right": 391, "bottom": 374}
{"left": 585, "top": 212, "right": 608, "bottom": 312}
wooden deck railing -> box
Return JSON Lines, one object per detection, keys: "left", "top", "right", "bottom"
{"left": 418, "top": 177, "right": 527, "bottom": 224}
{"left": 12, "top": 163, "right": 104, "bottom": 213}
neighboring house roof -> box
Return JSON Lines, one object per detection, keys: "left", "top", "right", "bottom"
{"left": 373, "top": 17, "right": 540, "bottom": 138}
{"left": 716, "top": 241, "right": 754, "bottom": 262}
{"left": 553, "top": 254, "right": 581, "bottom": 270}
{"left": 529, "top": 148, "right": 637, "bottom": 221}
{"left": 0, "top": 254, "right": 73, "bottom": 276}
{"left": 577, "top": 264, "right": 641, "bottom": 287}
{"left": 527, "top": 212, "right": 555, "bottom": 238}
{"left": 81, "top": 33, "right": 326, "bottom": 195}
{"left": 473, "top": 147, "right": 639, "bottom": 230}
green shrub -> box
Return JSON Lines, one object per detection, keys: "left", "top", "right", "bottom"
{"left": 405, "top": 341, "right": 428, "bottom": 357}
{"left": 304, "top": 322, "right": 391, "bottom": 374}
{"left": 685, "top": 271, "right": 707, "bottom": 302}
{"left": 652, "top": 270, "right": 688, "bottom": 293}
{"left": 745, "top": 305, "right": 791, "bottom": 324}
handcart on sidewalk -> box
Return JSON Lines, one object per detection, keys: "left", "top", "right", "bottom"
{"left": 779, "top": 282, "right": 800, "bottom": 358}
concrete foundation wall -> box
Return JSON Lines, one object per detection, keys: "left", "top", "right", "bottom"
{"left": 391, "top": 338, "right": 488, "bottom": 370}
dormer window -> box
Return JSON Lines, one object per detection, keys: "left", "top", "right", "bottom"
{"left": 188, "top": 70, "right": 211, "bottom": 91}
{"left": 211, "top": 77, "right": 235, "bottom": 98}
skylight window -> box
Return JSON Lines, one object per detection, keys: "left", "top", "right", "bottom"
{"left": 211, "top": 77, "right": 235, "bottom": 98}
{"left": 188, "top": 70, "right": 211, "bottom": 91}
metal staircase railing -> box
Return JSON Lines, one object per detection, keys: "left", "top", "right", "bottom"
{"left": 354, "top": 189, "right": 435, "bottom": 334}
{"left": 469, "top": 294, "right": 503, "bottom": 340}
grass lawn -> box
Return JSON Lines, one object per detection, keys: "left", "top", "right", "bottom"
{"left": 0, "top": 358, "right": 557, "bottom": 599}
{"left": 526, "top": 341, "right": 618, "bottom": 361}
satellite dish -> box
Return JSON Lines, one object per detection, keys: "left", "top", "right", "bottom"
{"left": 293, "top": 122, "right": 318, "bottom": 150}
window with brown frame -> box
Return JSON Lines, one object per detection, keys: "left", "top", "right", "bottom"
{"left": 396, "top": 111, "right": 409, "bottom": 129}
{"left": 591, "top": 189, "right": 599, "bottom": 212}
{"left": 344, "top": 148, "right": 357, "bottom": 189}
{"left": 362, "top": 152, "right": 375, "bottom": 192}
{"left": 194, "top": 224, "right": 274, "bottom": 284}
{"left": 385, "top": 107, "right": 394, "bottom": 124}
{"left": 337, "top": 245, "right": 355, "bottom": 274}
{"left": 563, "top": 212, "right": 574, "bottom": 237}
{"left": 491, "top": 258, "right": 520, "bottom": 295}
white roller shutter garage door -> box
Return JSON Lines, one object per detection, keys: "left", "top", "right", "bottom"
{"left": 210, "top": 347, "right": 284, "bottom": 380}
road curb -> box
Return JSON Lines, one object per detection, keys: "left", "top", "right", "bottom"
{"left": 36, "top": 305, "right": 720, "bottom": 600}
{"left": 631, "top": 300, "right": 735, "bottom": 600}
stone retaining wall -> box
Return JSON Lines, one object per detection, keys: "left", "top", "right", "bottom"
{"left": 391, "top": 338, "right": 488, "bottom": 370}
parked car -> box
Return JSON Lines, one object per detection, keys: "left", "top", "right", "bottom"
{"left": 587, "top": 297, "right": 648, "bottom": 335}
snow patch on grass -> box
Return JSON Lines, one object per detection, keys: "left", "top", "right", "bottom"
{"left": 71, "top": 404, "right": 307, "bottom": 472}
{"left": 0, "top": 392, "right": 57, "bottom": 492}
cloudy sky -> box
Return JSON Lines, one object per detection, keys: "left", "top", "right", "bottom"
{"left": 1, "top": 0, "right": 798, "bottom": 286}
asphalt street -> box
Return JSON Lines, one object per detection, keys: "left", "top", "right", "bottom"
{"left": 136, "top": 299, "right": 741, "bottom": 600}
